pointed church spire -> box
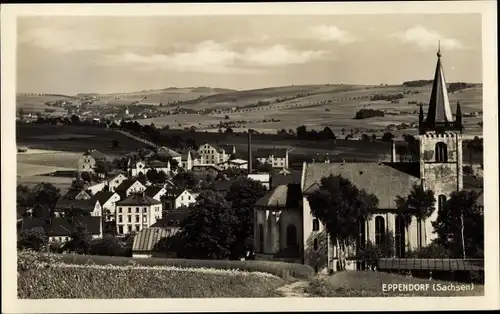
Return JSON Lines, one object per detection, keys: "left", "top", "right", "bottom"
{"left": 419, "top": 103, "right": 424, "bottom": 123}
{"left": 423, "top": 44, "right": 454, "bottom": 128}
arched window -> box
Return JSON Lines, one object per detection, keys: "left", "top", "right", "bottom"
{"left": 395, "top": 215, "right": 406, "bottom": 258}
{"left": 312, "top": 218, "right": 320, "bottom": 231}
{"left": 258, "top": 224, "right": 264, "bottom": 252}
{"left": 435, "top": 142, "right": 448, "bottom": 162}
{"left": 438, "top": 194, "right": 447, "bottom": 212}
{"left": 357, "top": 218, "right": 366, "bottom": 251}
{"left": 286, "top": 224, "right": 297, "bottom": 247}
{"left": 375, "top": 216, "right": 386, "bottom": 247}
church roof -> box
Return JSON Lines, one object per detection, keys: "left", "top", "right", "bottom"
{"left": 302, "top": 162, "right": 420, "bottom": 209}
{"left": 426, "top": 47, "right": 453, "bottom": 124}
{"left": 255, "top": 183, "right": 302, "bottom": 208}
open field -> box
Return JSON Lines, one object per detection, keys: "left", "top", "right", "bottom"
{"left": 134, "top": 84, "right": 483, "bottom": 138}
{"left": 305, "top": 271, "right": 484, "bottom": 297}
{"left": 17, "top": 251, "right": 285, "bottom": 299}
{"left": 16, "top": 124, "right": 151, "bottom": 156}
{"left": 16, "top": 94, "right": 73, "bottom": 115}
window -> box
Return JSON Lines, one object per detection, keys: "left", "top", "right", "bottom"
{"left": 435, "top": 142, "right": 448, "bottom": 162}
{"left": 188, "top": 195, "right": 191, "bottom": 200}
{"left": 135, "top": 225, "right": 140, "bottom": 232}
{"left": 143, "top": 216, "right": 147, "bottom": 223}
{"left": 395, "top": 215, "right": 406, "bottom": 258}
{"left": 181, "top": 196, "right": 184, "bottom": 201}
{"left": 128, "top": 216, "right": 132, "bottom": 223}
{"left": 118, "top": 226, "right": 124, "bottom": 234}
{"left": 258, "top": 224, "right": 264, "bottom": 252}
{"left": 118, "top": 207, "right": 122, "bottom": 214}
{"left": 312, "top": 218, "right": 320, "bottom": 231}
{"left": 128, "top": 207, "right": 131, "bottom": 213}
{"left": 118, "top": 215, "right": 123, "bottom": 223}
{"left": 438, "top": 194, "right": 447, "bottom": 212}
{"left": 286, "top": 224, "right": 298, "bottom": 247}
{"left": 375, "top": 216, "right": 386, "bottom": 247}
{"left": 313, "top": 239, "right": 318, "bottom": 251}
{"left": 136, "top": 207, "right": 140, "bottom": 213}
{"left": 135, "top": 216, "right": 139, "bottom": 223}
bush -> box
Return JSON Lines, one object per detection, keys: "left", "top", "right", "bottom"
{"left": 17, "top": 251, "right": 284, "bottom": 298}
{"left": 353, "top": 109, "right": 385, "bottom": 120}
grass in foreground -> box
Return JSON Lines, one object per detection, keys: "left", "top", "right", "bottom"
{"left": 18, "top": 252, "right": 284, "bottom": 299}
{"left": 305, "top": 271, "right": 484, "bottom": 297}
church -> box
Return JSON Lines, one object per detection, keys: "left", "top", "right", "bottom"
{"left": 253, "top": 48, "right": 465, "bottom": 272}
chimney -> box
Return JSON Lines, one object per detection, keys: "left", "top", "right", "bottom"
{"left": 391, "top": 139, "right": 396, "bottom": 162}
{"left": 248, "top": 129, "right": 253, "bottom": 174}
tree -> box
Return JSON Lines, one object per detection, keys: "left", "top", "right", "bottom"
{"left": 381, "top": 132, "right": 395, "bottom": 142}
{"left": 95, "top": 161, "right": 112, "bottom": 177}
{"left": 296, "top": 125, "right": 307, "bottom": 140}
{"left": 70, "top": 114, "right": 80, "bottom": 125}
{"left": 32, "top": 183, "right": 61, "bottom": 209}
{"left": 90, "top": 235, "right": 125, "bottom": 256}
{"left": 395, "top": 184, "right": 435, "bottom": 249}
{"left": 361, "top": 134, "right": 370, "bottom": 141}
{"left": 18, "top": 227, "right": 48, "bottom": 251}
{"left": 17, "top": 184, "right": 34, "bottom": 209}
{"left": 137, "top": 172, "right": 148, "bottom": 185}
{"left": 307, "top": 175, "right": 379, "bottom": 270}
{"left": 225, "top": 178, "right": 267, "bottom": 259}
{"left": 62, "top": 222, "right": 92, "bottom": 254}
{"left": 432, "top": 190, "right": 483, "bottom": 258}
{"left": 80, "top": 172, "right": 92, "bottom": 183}
{"left": 178, "top": 190, "right": 236, "bottom": 259}
{"left": 372, "top": 134, "right": 377, "bottom": 142}
{"left": 112, "top": 139, "right": 120, "bottom": 149}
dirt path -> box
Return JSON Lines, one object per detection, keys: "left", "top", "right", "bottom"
{"left": 276, "top": 280, "right": 310, "bottom": 297}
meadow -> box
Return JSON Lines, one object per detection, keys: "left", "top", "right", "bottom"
{"left": 17, "top": 251, "right": 313, "bottom": 299}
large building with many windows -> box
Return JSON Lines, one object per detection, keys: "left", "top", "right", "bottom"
{"left": 253, "top": 49, "right": 467, "bottom": 273}
{"left": 115, "top": 193, "right": 163, "bottom": 235}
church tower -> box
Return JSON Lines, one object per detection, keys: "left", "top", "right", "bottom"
{"left": 418, "top": 44, "right": 464, "bottom": 242}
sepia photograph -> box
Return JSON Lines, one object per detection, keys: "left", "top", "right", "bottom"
{"left": 2, "top": 1, "right": 498, "bottom": 313}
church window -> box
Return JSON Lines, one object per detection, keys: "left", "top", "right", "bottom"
{"left": 435, "top": 142, "right": 448, "bottom": 162}
{"left": 438, "top": 194, "right": 447, "bottom": 212}
{"left": 375, "top": 216, "right": 386, "bottom": 247}
{"left": 395, "top": 215, "right": 406, "bottom": 258}
{"left": 286, "top": 224, "right": 298, "bottom": 247}
{"left": 312, "top": 218, "right": 319, "bottom": 231}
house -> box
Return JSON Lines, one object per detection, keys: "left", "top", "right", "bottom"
{"left": 144, "top": 185, "right": 167, "bottom": 201}
{"left": 254, "top": 49, "right": 466, "bottom": 273}
{"left": 128, "top": 160, "right": 171, "bottom": 177}
{"left": 191, "top": 164, "right": 222, "bottom": 177}
{"left": 107, "top": 173, "right": 128, "bottom": 192}
{"left": 91, "top": 191, "right": 121, "bottom": 221}
{"left": 248, "top": 173, "right": 271, "bottom": 190}
{"left": 114, "top": 179, "right": 147, "bottom": 198}
{"left": 115, "top": 193, "right": 163, "bottom": 235}
{"left": 62, "top": 189, "right": 92, "bottom": 200}
{"left": 255, "top": 148, "right": 289, "bottom": 169}
{"left": 218, "top": 158, "right": 248, "bottom": 170}
{"left": 197, "top": 143, "right": 232, "bottom": 165}
{"left": 131, "top": 209, "right": 189, "bottom": 258}
{"left": 77, "top": 149, "right": 108, "bottom": 173}
{"left": 20, "top": 216, "right": 103, "bottom": 243}
{"left": 174, "top": 189, "right": 199, "bottom": 209}
{"left": 179, "top": 149, "right": 204, "bottom": 170}
{"left": 254, "top": 183, "right": 303, "bottom": 263}
{"left": 85, "top": 181, "right": 108, "bottom": 196}
{"left": 53, "top": 198, "right": 102, "bottom": 217}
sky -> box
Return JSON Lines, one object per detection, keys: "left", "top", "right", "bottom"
{"left": 16, "top": 14, "right": 482, "bottom": 95}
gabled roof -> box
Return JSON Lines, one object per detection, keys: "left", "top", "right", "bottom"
{"left": 179, "top": 149, "right": 201, "bottom": 159}
{"left": 115, "top": 179, "right": 143, "bottom": 192}
{"left": 144, "top": 186, "right": 164, "bottom": 198}
{"left": 54, "top": 198, "right": 97, "bottom": 212}
{"left": 254, "top": 148, "right": 288, "bottom": 158}
{"left": 302, "top": 162, "right": 420, "bottom": 209}
{"left": 91, "top": 191, "right": 116, "bottom": 206}
{"left": 62, "top": 189, "right": 83, "bottom": 200}
{"left": 48, "top": 216, "right": 101, "bottom": 236}
{"left": 152, "top": 209, "right": 190, "bottom": 228}
{"left": 271, "top": 170, "right": 302, "bottom": 187}
{"left": 426, "top": 49, "right": 453, "bottom": 124}
{"left": 158, "top": 146, "right": 181, "bottom": 158}
{"left": 132, "top": 226, "right": 179, "bottom": 253}
{"left": 255, "top": 183, "right": 302, "bottom": 208}
{"left": 116, "top": 193, "right": 161, "bottom": 206}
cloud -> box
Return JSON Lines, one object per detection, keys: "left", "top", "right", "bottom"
{"left": 104, "top": 41, "right": 327, "bottom": 73}
{"left": 389, "top": 26, "right": 466, "bottom": 50}
{"left": 308, "top": 25, "right": 357, "bottom": 43}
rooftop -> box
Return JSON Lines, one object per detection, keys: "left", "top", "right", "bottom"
{"left": 116, "top": 193, "right": 162, "bottom": 206}
{"left": 54, "top": 198, "right": 96, "bottom": 212}
{"left": 255, "top": 183, "right": 302, "bottom": 208}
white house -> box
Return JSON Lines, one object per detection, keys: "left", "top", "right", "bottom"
{"left": 86, "top": 181, "right": 108, "bottom": 196}
{"left": 53, "top": 199, "right": 102, "bottom": 218}
{"left": 219, "top": 158, "right": 248, "bottom": 170}
{"left": 107, "top": 173, "right": 128, "bottom": 192}
{"left": 144, "top": 186, "right": 167, "bottom": 201}
{"left": 92, "top": 191, "right": 121, "bottom": 221}
{"left": 255, "top": 148, "right": 289, "bottom": 169}
{"left": 47, "top": 216, "right": 102, "bottom": 243}
{"left": 179, "top": 149, "right": 204, "bottom": 170}
{"left": 197, "top": 143, "right": 232, "bottom": 166}
{"left": 115, "top": 179, "right": 147, "bottom": 198}
{"left": 174, "top": 189, "right": 200, "bottom": 209}
{"left": 77, "top": 149, "right": 108, "bottom": 173}
{"left": 115, "top": 193, "right": 163, "bottom": 235}
{"left": 129, "top": 160, "right": 171, "bottom": 177}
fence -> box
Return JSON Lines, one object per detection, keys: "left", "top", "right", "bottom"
{"left": 377, "top": 258, "right": 484, "bottom": 271}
